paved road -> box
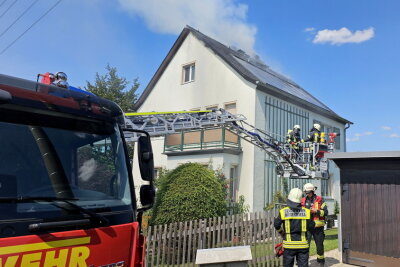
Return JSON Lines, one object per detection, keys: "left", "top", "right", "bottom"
{"left": 309, "top": 249, "right": 353, "bottom": 267}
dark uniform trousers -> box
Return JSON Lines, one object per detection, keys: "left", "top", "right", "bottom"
{"left": 283, "top": 248, "right": 309, "bottom": 267}
{"left": 308, "top": 226, "right": 325, "bottom": 263}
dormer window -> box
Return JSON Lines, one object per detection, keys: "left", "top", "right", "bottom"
{"left": 182, "top": 63, "right": 195, "bottom": 83}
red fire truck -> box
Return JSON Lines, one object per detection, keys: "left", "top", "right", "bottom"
{"left": 0, "top": 73, "right": 155, "bottom": 267}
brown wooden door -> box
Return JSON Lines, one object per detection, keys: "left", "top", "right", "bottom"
{"left": 341, "top": 183, "right": 400, "bottom": 266}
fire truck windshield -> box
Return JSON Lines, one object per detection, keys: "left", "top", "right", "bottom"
{"left": 0, "top": 120, "right": 134, "bottom": 237}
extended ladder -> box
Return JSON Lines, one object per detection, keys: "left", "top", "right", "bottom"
{"left": 123, "top": 109, "right": 328, "bottom": 179}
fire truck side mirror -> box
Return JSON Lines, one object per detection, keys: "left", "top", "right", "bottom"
{"left": 140, "top": 184, "right": 155, "bottom": 207}
{"left": 138, "top": 135, "right": 154, "bottom": 181}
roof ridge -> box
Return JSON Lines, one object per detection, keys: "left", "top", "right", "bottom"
{"left": 185, "top": 26, "right": 304, "bottom": 90}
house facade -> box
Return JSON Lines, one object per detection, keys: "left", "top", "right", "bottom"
{"left": 133, "top": 26, "right": 351, "bottom": 212}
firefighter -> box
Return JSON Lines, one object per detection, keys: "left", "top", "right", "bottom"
{"left": 286, "top": 125, "right": 301, "bottom": 149}
{"left": 301, "top": 183, "right": 328, "bottom": 266}
{"left": 274, "top": 188, "right": 315, "bottom": 267}
{"left": 304, "top": 123, "right": 321, "bottom": 143}
{"left": 303, "top": 124, "right": 322, "bottom": 167}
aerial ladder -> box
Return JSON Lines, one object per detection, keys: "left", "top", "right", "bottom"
{"left": 123, "top": 109, "right": 338, "bottom": 179}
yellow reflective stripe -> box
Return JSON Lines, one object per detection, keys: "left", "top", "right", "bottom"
{"left": 305, "top": 208, "right": 311, "bottom": 219}
{"left": 321, "top": 203, "right": 326, "bottom": 208}
{"left": 283, "top": 241, "right": 308, "bottom": 244}
{"left": 301, "top": 219, "right": 307, "bottom": 242}
{"left": 281, "top": 207, "right": 310, "bottom": 220}
{"left": 280, "top": 207, "right": 289, "bottom": 219}
{"left": 125, "top": 110, "right": 211, "bottom": 116}
{"left": 317, "top": 255, "right": 325, "bottom": 259}
{"left": 315, "top": 220, "right": 325, "bottom": 227}
{"left": 277, "top": 228, "right": 283, "bottom": 233}
{"left": 280, "top": 209, "right": 284, "bottom": 219}
{"left": 285, "top": 220, "right": 291, "bottom": 241}
{"left": 281, "top": 216, "right": 307, "bottom": 220}
{"left": 283, "top": 243, "right": 309, "bottom": 249}
{"left": 320, "top": 210, "right": 325, "bottom": 217}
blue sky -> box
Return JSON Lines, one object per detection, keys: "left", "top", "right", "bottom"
{"left": 0, "top": 0, "right": 399, "bottom": 152}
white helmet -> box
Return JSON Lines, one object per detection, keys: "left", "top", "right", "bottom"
{"left": 293, "top": 125, "right": 300, "bottom": 130}
{"left": 313, "top": 123, "right": 321, "bottom": 131}
{"left": 288, "top": 188, "right": 303, "bottom": 203}
{"left": 303, "top": 183, "right": 316, "bottom": 193}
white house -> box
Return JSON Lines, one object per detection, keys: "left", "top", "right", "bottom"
{"left": 133, "top": 26, "right": 351, "bottom": 212}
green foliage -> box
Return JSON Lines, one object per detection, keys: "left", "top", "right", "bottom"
{"left": 264, "top": 176, "right": 289, "bottom": 210}
{"left": 228, "top": 195, "right": 250, "bottom": 215}
{"left": 85, "top": 64, "right": 139, "bottom": 111}
{"left": 213, "top": 167, "right": 229, "bottom": 198}
{"left": 151, "top": 163, "right": 226, "bottom": 225}
{"left": 264, "top": 191, "right": 287, "bottom": 211}
{"left": 334, "top": 200, "right": 340, "bottom": 215}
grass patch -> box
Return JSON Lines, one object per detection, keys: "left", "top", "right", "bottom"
{"left": 309, "top": 228, "right": 338, "bottom": 256}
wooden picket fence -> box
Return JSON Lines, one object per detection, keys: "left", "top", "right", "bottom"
{"left": 145, "top": 210, "right": 283, "bottom": 266}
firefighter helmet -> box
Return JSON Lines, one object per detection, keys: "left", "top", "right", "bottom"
{"left": 55, "top": 72, "right": 68, "bottom": 81}
{"left": 288, "top": 188, "right": 303, "bottom": 203}
{"left": 293, "top": 125, "right": 300, "bottom": 130}
{"left": 303, "top": 183, "right": 316, "bottom": 193}
{"left": 313, "top": 123, "right": 321, "bottom": 131}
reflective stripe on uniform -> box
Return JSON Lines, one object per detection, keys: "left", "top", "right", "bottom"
{"left": 285, "top": 220, "right": 291, "bottom": 241}
{"left": 283, "top": 241, "right": 309, "bottom": 249}
{"left": 280, "top": 207, "right": 311, "bottom": 220}
{"left": 317, "top": 255, "right": 325, "bottom": 259}
{"left": 301, "top": 218, "right": 307, "bottom": 242}
{"left": 315, "top": 220, "right": 325, "bottom": 227}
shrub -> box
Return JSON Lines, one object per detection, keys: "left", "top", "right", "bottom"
{"left": 334, "top": 200, "right": 340, "bottom": 215}
{"left": 151, "top": 163, "right": 226, "bottom": 225}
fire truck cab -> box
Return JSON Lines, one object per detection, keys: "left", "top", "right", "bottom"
{"left": 0, "top": 74, "right": 154, "bottom": 267}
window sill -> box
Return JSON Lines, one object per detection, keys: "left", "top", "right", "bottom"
{"left": 182, "top": 80, "right": 195, "bottom": 85}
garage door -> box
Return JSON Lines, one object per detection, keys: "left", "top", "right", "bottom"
{"left": 342, "top": 182, "right": 400, "bottom": 266}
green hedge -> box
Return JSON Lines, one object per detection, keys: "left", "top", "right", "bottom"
{"left": 151, "top": 163, "right": 226, "bottom": 225}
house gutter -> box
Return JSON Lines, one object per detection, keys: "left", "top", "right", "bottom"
{"left": 344, "top": 122, "right": 352, "bottom": 152}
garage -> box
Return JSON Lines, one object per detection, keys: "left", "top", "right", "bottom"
{"left": 328, "top": 151, "right": 400, "bottom": 266}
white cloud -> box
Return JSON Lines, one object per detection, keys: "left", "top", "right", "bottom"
{"left": 382, "top": 126, "right": 392, "bottom": 131}
{"left": 347, "top": 131, "right": 373, "bottom": 142}
{"left": 354, "top": 132, "right": 373, "bottom": 137}
{"left": 304, "top": 27, "right": 315, "bottom": 32}
{"left": 312, "top": 27, "right": 374, "bottom": 45}
{"left": 346, "top": 137, "right": 360, "bottom": 142}
{"left": 118, "top": 0, "right": 257, "bottom": 54}
{"left": 390, "top": 133, "right": 400, "bottom": 138}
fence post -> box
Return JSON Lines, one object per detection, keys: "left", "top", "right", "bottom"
{"left": 177, "top": 222, "right": 183, "bottom": 266}
{"left": 156, "top": 225, "right": 161, "bottom": 267}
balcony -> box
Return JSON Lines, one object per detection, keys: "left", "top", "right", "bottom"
{"left": 164, "top": 128, "right": 241, "bottom": 155}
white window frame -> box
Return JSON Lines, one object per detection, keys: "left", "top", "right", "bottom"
{"left": 224, "top": 101, "right": 237, "bottom": 114}
{"left": 205, "top": 104, "right": 218, "bottom": 111}
{"left": 182, "top": 62, "right": 195, "bottom": 84}
{"left": 229, "top": 165, "right": 239, "bottom": 202}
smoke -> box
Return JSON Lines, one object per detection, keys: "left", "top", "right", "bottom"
{"left": 118, "top": 0, "right": 257, "bottom": 54}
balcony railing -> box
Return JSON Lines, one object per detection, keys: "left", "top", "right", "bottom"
{"left": 164, "top": 128, "right": 241, "bottom": 152}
